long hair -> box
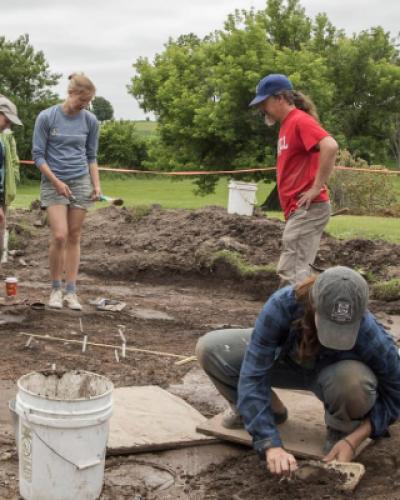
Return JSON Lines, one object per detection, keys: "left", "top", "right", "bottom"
{"left": 293, "top": 274, "right": 320, "bottom": 361}
{"left": 278, "top": 90, "right": 319, "bottom": 122}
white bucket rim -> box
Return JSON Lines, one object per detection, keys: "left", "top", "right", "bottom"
{"left": 17, "top": 370, "right": 113, "bottom": 402}
{"left": 228, "top": 180, "right": 258, "bottom": 190}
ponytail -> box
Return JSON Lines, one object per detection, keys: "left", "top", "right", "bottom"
{"left": 293, "top": 275, "right": 321, "bottom": 362}
{"left": 278, "top": 90, "right": 319, "bottom": 122}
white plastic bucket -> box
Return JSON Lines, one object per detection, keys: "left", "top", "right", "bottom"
{"left": 227, "top": 180, "right": 258, "bottom": 216}
{"left": 15, "top": 370, "right": 113, "bottom": 500}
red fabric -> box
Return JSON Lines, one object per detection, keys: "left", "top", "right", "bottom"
{"left": 276, "top": 108, "right": 330, "bottom": 219}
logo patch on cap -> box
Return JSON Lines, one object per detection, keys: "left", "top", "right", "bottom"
{"left": 331, "top": 301, "right": 352, "bottom": 323}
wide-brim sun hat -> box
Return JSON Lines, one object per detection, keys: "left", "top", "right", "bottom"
{"left": 0, "top": 96, "right": 23, "bottom": 126}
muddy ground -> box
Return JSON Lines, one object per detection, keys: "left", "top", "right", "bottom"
{"left": 0, "top": 205, "right": 400, "bottom": 499}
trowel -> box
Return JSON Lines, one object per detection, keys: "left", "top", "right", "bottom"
{"left": 295, "top": 459, "right": 365, "bottom": 492}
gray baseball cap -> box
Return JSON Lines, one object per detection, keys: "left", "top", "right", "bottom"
{"left": 0, "top": 96, "right": 23, "bottom": 126}
{"left": 311, "top": 266, "right": 369, "bottom": 350}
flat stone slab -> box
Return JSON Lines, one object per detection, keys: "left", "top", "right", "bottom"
{"left": 129, "top": 308, "right": 175, "bottom": 321}
{"left": 108, "top": 386, "right": 215, "bottom": 455}
{"left": 197, "top": 389, "right": 370, "bottom": 460}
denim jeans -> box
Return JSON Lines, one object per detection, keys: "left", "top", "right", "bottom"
{"left": 196, "top": 328, "right": 377, "bottom": 433}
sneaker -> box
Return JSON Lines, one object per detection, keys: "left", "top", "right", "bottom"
{"left": 63, "top": 293, "right": 82, "bottom": 311}
{"left": 323, "top": 427, "right": 347, "bottom": 454}
{"left": 222, "top": 405, "right": 243, "bottom": 429}
{"left": 48, "top": 289, "right": 63, "bottom": 309}
{"left": 221, "top": 404, "right": 288, "bottom": 429}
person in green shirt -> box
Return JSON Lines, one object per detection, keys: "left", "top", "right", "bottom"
{"left": 0, "top": 96, "right": 22, "bottom": 260}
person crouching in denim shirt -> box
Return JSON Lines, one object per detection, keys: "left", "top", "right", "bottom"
{"left": 196, "top": 266, "right": 400, "bottom": 476}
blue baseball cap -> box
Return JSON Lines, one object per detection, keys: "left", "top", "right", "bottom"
{"left": 249, "top": 74, "right": 293, "bottom": 107}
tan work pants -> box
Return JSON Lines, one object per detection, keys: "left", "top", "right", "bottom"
{"left": 277, "top": 202, "right": 331, "bottom": 285}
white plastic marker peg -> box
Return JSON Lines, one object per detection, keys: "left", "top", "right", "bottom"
{"left": 122, "top": 343, "right": 126, "bottom": 358}
{"left": 115, "top": 349, "right": 120, "bottom": 363}
{"left": 118, "top": 328, "right": 126, "bottom": 343}
{"left": 82, "top": 335, "right": 88, "bottom": 353}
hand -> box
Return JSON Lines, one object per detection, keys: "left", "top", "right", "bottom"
{"left": 323, "top": 439, "right": 354, "bottom": 463}
{"left": 54, "top": 180, "right": 72, "bottom": 199}
{"left": 297, "top": 186, "right": 322, "bottom": 209}
{"left": 266, "top": 447, "right": 298, "bottom": 476}
{"left": 91, "top": 186, "right": 101, "bottom": 201}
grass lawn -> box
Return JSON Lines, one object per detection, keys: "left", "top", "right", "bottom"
{"left": 133, "top": 120, "right": 158, "bottom": 137}
{"left": 13, "top": 176, "right": 400, "bottom": 243}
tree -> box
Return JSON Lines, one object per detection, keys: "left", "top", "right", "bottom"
{"left": 97, "top": 120, "right": 148, "bottom": 168}
{"left": 92, "top": 96, "right": 114, "bottom": 122}
{"left": 0, "top": 34, "right": 60, "bottom": 168}
{"left": 129, "top": 0, "right": 400, "bottom": 194}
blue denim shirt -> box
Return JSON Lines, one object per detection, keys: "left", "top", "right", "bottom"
{"left": 237, "top": 286, "right": 400, "bottom": 456}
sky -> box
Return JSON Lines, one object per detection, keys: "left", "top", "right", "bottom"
{"left": 1, "top": 0, "right": 399, "bottom": 120}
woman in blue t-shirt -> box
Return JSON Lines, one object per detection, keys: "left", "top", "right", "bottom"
{"left": 32, "top": 74, "right": 101, "bottom": 310}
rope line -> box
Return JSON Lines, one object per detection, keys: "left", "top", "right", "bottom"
{"left": 19, "top": 160, "right": 398, "bottom": 176}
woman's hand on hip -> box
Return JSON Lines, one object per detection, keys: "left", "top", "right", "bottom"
{"left": 54, "top": 180, "right": 72, "bottom": 198}
{"left": 266, "top": 447, "right": 298, "bottom": 476}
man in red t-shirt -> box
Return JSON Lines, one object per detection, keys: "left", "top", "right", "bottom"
{"left": 249, "top": 74, "right": 338, "bottom": 285}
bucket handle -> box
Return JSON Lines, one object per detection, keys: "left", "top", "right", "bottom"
{"left": 237, "top": 188, "right": 257, "bottom": 207}
{"left": 22, "top": 409, "right": 103, "bottom": 471}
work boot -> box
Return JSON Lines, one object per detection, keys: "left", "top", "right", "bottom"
{"left": 48, "top": 289, "right": 63, "bottom": 309}
{"left": 323, "top": 427, "right": 347, "bottom": 454}
{"left": 221, "top": 402, "right": 288, "bottom": 430}
{"left": 221, "top": 405, "right": 243, "bottom": 429}
{"left": 63, "top": 293, "right": 82, "bottom": 311}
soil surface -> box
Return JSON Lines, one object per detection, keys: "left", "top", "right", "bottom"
{"left": 0, "top": 205, "right": 399, "bottom": 499}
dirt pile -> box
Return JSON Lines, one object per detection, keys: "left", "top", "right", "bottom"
{"left": 8, "top": 205, "right": 400, "bottom": 300}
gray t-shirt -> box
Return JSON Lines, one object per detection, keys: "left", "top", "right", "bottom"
{"left": 32, "top": 104, "right": 99, "bottom": 181}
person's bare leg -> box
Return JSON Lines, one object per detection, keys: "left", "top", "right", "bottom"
{"left": 0, "top": 206, "right": 6, "bottom": 258}
{"left": 46, "top": 205, "right": 68, "bottom": 281}
{"left": 64, "top": 207, "right": 86, "bottom": 284}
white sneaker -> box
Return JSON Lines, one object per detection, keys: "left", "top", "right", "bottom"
{"left": 63, "top": 293, "right": 82, "bottom": 311}
{"left": 48, "top": 289, "right": 63, "bottom": 309}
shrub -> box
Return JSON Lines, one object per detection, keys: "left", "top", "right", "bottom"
{"left": 329, "top": 150, "right": 396, "bottom": 215}
{"left": 98, "top": 120, "right": 149, "bottom": 169}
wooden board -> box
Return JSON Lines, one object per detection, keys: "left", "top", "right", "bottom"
{"left": 107, "top": 386, "right": 216, "bottom": 455}
{"left": 196, "top": 389, "right": 370, "bottom": 459}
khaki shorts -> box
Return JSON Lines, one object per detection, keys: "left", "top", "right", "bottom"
{"left": 277, "top": 202, "right": 331, "bottom": 285}
{"left": 40, "top": 173, "right": 93, "bottom": 209}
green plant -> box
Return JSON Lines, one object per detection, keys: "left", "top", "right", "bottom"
{"left": 329, "top": 150, "right": 397, "bottom": 215}
{"left": 372, "top": 279, "right": 400, "bottom": 301}
{"left": 206, "top": 250, "right": 276, "bottom": 278}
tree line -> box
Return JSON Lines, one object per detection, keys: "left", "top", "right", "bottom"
{"left": 129, "top": 0, "right": 400, "bottom": 193}
{"left": 1, "top": 0, "right": 400, "bottom": 196}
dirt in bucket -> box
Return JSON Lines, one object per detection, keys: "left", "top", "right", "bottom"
{"left": 20, "top": 370, "right": 113, "bottom": 400}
